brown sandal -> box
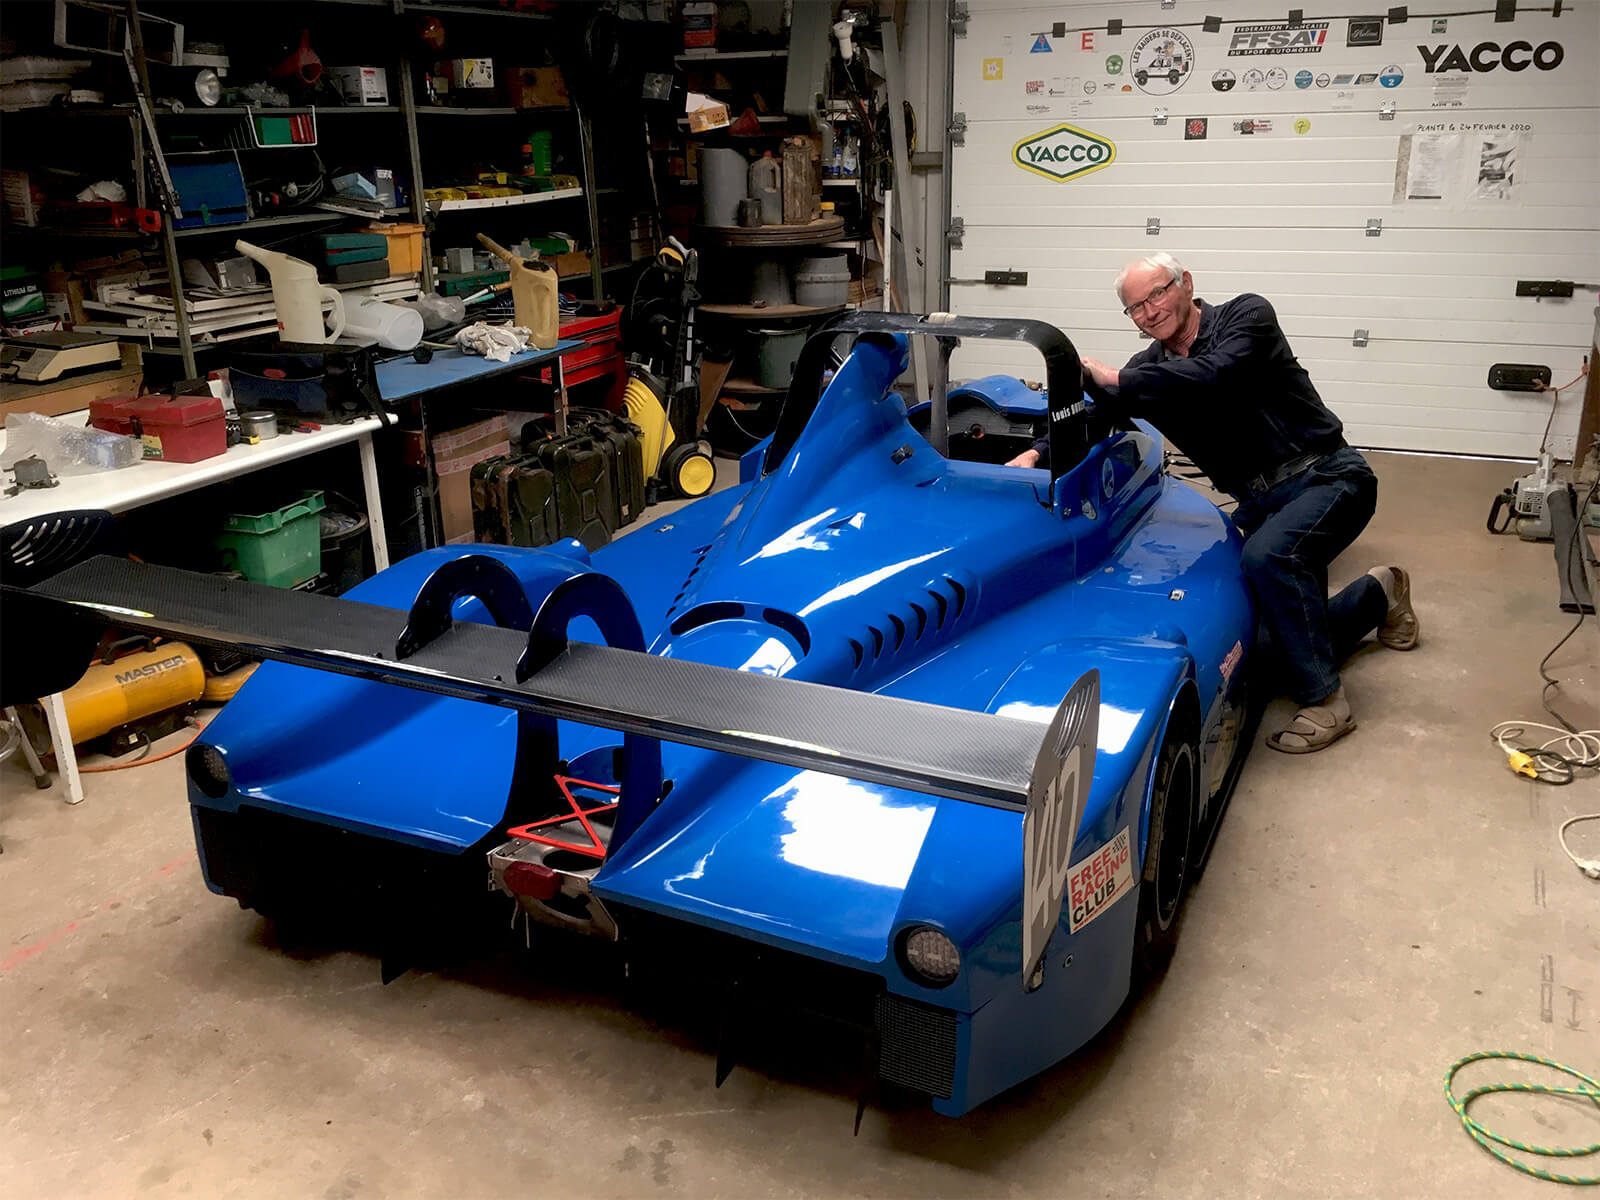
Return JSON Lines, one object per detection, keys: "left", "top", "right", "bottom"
{"left": 1375, "top": 565, "right": 1420, "bottom": 651}
{"left": 1266, "top": 704, "right": 1357, "bottom": 754}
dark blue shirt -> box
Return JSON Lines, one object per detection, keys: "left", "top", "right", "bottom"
{"left": 1040, "top": 294, "right": 1345, "bottom": 496}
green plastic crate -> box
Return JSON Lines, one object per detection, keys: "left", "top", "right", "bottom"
{"left": 213, "top": 490, "right": 326, "bottom": 587}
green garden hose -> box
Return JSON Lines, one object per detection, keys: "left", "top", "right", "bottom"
{"left": 1445, "top": 1051, "right": 1600, "bottom": 1185}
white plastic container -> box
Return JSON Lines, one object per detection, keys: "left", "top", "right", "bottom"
{"left": 234, "top": 240, "right": 346, "bottom": 343}
{"left": 343, "top": 297, "right": 424, "bottom": 350}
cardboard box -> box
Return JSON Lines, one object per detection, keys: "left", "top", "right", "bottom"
{"left": 329, "top": 66, "right": 389, "bottom": 106}
{"left": 450, "top": 58, "right": 495, "bottom": 89}
{"left": 549, "top": 249, "right": 591, "bottom": 279}
{"left": 430, "top": 415, "right": 510, "bottom": 545}
{"left": 683, "top": 1, "right": 717, "bottom": 49}
{"left": 506, "top": 66, "right": 569, "bottom": 109}
{"left": 686, "top": 92, "right": 729, "bottom": 132}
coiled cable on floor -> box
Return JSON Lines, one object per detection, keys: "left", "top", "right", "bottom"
{"left": 1444, "top": 1051, "right": 1600, "bottom": 1185}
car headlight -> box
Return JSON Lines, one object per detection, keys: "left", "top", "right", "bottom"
{"left": 186, "top": 742, "right": 231, "bottom": 798}
{"left": 899, "top": 926, "right": 961, "bottom": 987}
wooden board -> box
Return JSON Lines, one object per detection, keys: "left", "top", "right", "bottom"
{"left": 783, "top": 136, "right": 819, "bottom": 225}
{"left": 0, "top": 363, "right": 143, "bottom": 427}
{"left": 692, "top": 216, "right": 845, "bottom": 248}
{"left": 697, "top": 301, "right": 846, "bottom": 320}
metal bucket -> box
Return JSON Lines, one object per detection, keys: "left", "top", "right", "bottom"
{"left": 699, "top": 148, "right": 749, "bottom": 227}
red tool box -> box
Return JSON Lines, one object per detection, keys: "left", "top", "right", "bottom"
{"left": 130, "top": 394, "right": 227, "bottom": 462}
{"left": 556, "top": 307, "right": 625, "bottom": 411}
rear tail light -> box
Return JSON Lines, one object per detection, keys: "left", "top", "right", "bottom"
{"left": 503, "top": 860, "right": 560, "bottom": 901}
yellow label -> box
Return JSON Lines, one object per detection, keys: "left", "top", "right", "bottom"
{"left": 983, "top": 58, "right": 1004, "bottom": 80}
{"left": 141, "top": 433, "right": 164, "bottom": 459}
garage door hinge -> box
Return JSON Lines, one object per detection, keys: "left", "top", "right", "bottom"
{"left": 1379, "top": 100, "right": 1396, "bottom": 120}
{"left": 1365, "top": 217, "right": 1383, "bottom": 236}
{"left": 1152, "top": 107, "right": 1169, "bottom": 125}
{"left": 948, "top": 216, "right": 965, "bottom": 249}
{"left": 1352, "top": 329, "right": 1369, "bottom": 347}
{"left": 1160, "top": 0, "right": 1176, "bottom": 9}
{"left": 949, "top": 111, "right": 967, "bottom": 146}
{"left": 1146, "top": 217, "right": 1161, "bottom": 235}
{"left": 951, "top": 2, "right": 969, "bottom": 37}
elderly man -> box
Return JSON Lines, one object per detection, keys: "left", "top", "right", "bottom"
{"left": 1007, "top": 253, "right": 1419, "bottom": 752}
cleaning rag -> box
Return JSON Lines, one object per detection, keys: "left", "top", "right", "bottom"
{"left": 455, "top": 321, "right": 531, "bottom": 363}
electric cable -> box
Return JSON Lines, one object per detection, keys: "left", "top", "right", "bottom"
{"left": 1443, "top": 1052, "right": 1600, "bottom": 1185}
{"left": 1538, "top": 472, "right": 1600, "bottom": 732}
{"left": 1535, "top": 358, "right": 1590, "bottom": 457}
{"left": 76, "top": 718, "right": 205, "bottom": 774}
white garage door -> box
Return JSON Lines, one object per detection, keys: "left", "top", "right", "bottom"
{"left": 947, "top": 0, "right": 1599, "bottom": 458}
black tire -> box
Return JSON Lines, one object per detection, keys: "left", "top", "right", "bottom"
{"left": 1132, "top": 720, "right": 1197, "bottom": 983}
{"left": 1135, "top": 71, "right": 1148, "bottom": 86}
{"left": 1168, "top": 69, "right": 1180, "bottom": 84}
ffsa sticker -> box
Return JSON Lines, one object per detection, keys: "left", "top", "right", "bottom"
{"left": 1068, "top": 827, "right": 1134, "bottom": 932}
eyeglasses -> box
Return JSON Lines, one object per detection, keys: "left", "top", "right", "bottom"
{"left": 1122, "top": 281, "right": 1174, "bottom": 317}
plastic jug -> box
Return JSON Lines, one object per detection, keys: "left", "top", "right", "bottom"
{"left": 749, "top": 151, "right": 782, "bottom": 225}
{"left": 477, "top": 234, "right": 558, "bottom": 349}
{"left": 235, "top": 239, "right": 346, "bottom": 343}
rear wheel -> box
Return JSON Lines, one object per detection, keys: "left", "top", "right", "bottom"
{"left": 1132, "top": 719, "right": 1197, "bottom": 982}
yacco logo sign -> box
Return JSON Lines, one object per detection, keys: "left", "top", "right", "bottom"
{"left": 1013, "top": 124, "right": 1117, "bottom": 181}
{"left": 1418, "top": 41, "right": 1564, "bottom": 72}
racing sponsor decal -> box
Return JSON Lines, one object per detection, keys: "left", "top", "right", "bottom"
{"left": 1294, "top": 117, "right": 1312, "bottom": 135}
{"left": 1067, "top": 826, "right": 1134, "bottom": 933}
{"left": 1432, "top": 17, "right": 1448, "bottom": 34}
{"left": 1082, "top": 31, "right": 1096, "bottom": 51}
{"left": 1354, "top": 72, "right": 1379, "bottom": 85}
{"left": 1294, "top": 69, "right": 1314, "bottom": 88}
{"left": 1026, "top": 103, "right": 1052, "bottom": 114}
{"left": 1315, "top": 72, "right": 1330, "bottom": 87}
{"left": 1242, "top": 68, "right": 1265, "bottom": 90}
{"left": 1378, "top": 64, "right": 1404, "bottom": 88}
{"left": 1031, "top": 34, "right": 1052, "bottom": 53}
{"left": 1331, "top": 72, "right": 1355, "bottom": 85}
{"left": 1025, "top": 79, "right": 1045, "bottom": 94}
{"left": 1418, "top": 41, "right": 1564, "bottom": 73}
{"left": 1347, "top": 18, "right": 1384, "bottom": 48}
{"left": 1023, "top": 671, "right": 1099, "bottom": 985}
{"left": 1265, "top": 67, "right": 1287, "bottom": 89}
{"left": 983, "top": 57, "right": 1004, "bottom": 81}
{"left": 1211, "top": 69, "right": 1236, "bottom": 91}
{"left": 1219, "top": 639, "right": 1244, "bottom": 681}
{"left": 1228, "top": 21, "right": 1329, "bottom": 56}
{"left": 1130, "top": 28, "right": 1194, "bottom": 96}
{"left": 1012, "top": 123, "right": 1117, "bottom": 181}
{"left": 1185, "top": 117, "right": 1208, "bottom": 140}
{"left": 1101, "top": 458, "right": 1116, "bottom": 498}
{"left": 1234, "top": 118, "right": 1273, "bottom": 135}
{"left": 1083, "top": 79, "right": 1097, "bottom": 95}
{"left": 1106, "top": 54, "right": 1124, "bottom": 75}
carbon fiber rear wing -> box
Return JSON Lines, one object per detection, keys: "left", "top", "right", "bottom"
{"left": 13, "top": 552, "right": 1098, "bottom": 982}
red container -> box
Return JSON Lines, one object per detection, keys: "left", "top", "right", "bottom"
{"left": 89, "top": 394, "right": 142, "bottom": 436}
{"left": 130, "top": 394, "right": 226, "bottom": 462}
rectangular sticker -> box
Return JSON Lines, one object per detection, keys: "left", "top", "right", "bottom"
{"left": 1067, "top": 827, "right": 1134, "bottom": 933}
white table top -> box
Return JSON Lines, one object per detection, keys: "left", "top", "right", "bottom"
{"left": 0, "top": 410, "right": 387, "bottom": 525}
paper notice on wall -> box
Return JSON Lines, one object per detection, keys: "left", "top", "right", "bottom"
{"left": 1396, "top": 132, "right": 1458, "bottom": 202}
{"left": 1472, "top": 133, "right": 1525, "bottom": 202}
{"left": 1395, "top": 128, "right": 1531, "bottom": 205}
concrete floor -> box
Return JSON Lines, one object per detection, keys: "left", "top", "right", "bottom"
{"left": 3, "top": 451, "right": 1597, "bottom": 1199}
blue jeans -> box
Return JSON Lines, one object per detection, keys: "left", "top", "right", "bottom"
{"left": 1232, "top": 447, "right": 1386, "bottom": 705}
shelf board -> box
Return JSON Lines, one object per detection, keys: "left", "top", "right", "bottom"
{"left": 822, "top": 178, "right": 863, "bottom": 187}
{"left": 676, "top": 114, "right": 790, "bottom": 128}
{"left": 416, "top": 106, "right": 572, "bottom": 117}
{"left": 2, "top": 223, "right": 151, "bottom": 240}
{"left": 172, "top": 211, "right": 348, "bottom": 238}
{"left": 404, "top": 1, "right": 553, "bottom": 17}
{"left": 427, "top": 188, "right": 584, "bottom": 213}
{"left": 675, "top": 49, "right": 790, "bottom": 62}
{"left": 720, "top": 376, "right": 785, "bottom": 396}
{"left": 698, "top": 302, "right": 846, "bottom": 320}
{"left": 692, "top": 216, "right": 846, "bottom": 248}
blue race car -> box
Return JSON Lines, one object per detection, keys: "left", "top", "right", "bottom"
{"left": 18, "top": 314, "right": 1255, "bottom": 1117}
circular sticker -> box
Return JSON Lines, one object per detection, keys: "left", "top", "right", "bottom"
{"left": 1294, "top": 69, "right": 1314, "bottom": 89}
{"left": 1211, "top": 69, "right": 1235, "bottom": 92}
{"left": 1084, "top": 79, "right": 1097, "bottom": 94}
{"left": 1242, "top": 68, "right": 1265, "bottom": 90}
{"left": 1130, "top": 28, "right": 1195, "bottom": 96}
{"left": 1379, "top": 64, "right": 1405, "bottom": 88}
{"left": 1101, "top": 459, "right": 1116, "bottom": 499}
{"left": 1106, "top": 54, "right": 1124, "bottom": 75}
{"left": 1265, "top": 67, "right": 1288, "bottom": 90}
{"left": 1294, "top": 117, "right": 1311, "bottom": 135}
{"left": 1315, "top": 72, "right": 1331, "bottom": 87}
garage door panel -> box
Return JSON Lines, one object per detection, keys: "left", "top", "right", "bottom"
{"left": 953, "top": 224, "right": 1597, "bottom": 259}
{"left": 952, "top": 268, "right": 1587, "bottom": 303}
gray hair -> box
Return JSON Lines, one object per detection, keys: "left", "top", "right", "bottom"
{"left": 1114, "top": 253, "right": 1186, "bottom": 303}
